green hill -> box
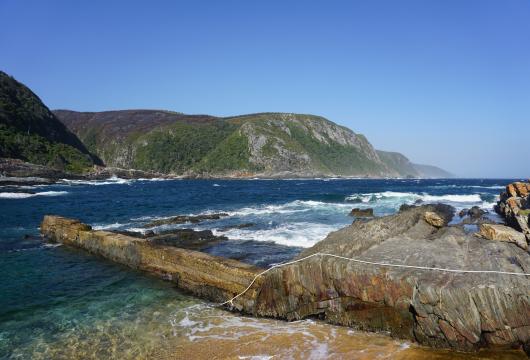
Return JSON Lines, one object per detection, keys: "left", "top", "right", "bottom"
{"left": 0, "top": 71, "right": 99, "bottom": 173}
{"left": 55, "top": 110, "right": 405, "bottom": 177}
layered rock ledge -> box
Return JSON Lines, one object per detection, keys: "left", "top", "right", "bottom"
{"left": 40, "top": 216, "right": 261, "bottom": 303}
{"left": 40, "top": 204, "right": 530, "bottom": 353}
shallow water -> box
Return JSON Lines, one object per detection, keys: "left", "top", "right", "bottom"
{"left": 0, "top": 178, "right": 525, "bottom": 359}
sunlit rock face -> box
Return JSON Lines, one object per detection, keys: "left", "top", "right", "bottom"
{"left": 246, "top": 205, "right": 530, "bottom": 352}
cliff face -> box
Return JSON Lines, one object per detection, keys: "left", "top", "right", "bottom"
{"left": 55, "top": 109, "right": 450, "bottom": 178}
{"left": 0, "top": 72, "right": 99, "bottom": 173}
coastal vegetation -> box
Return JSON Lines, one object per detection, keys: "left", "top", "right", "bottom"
{"left": 0, "top": 71, "right": 98, "bottom": 173}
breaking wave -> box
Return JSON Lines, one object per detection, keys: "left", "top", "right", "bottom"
{"left": 0, "top": 191, "right": 68, "bottom": 199}
{"left": 213, "top": 222, "right": 339, "bottom": 248}
{"left": 345, "top": 191, "right": 496, "bottom": 211}
{"left": 60, "top": 176, "right": 132, "bottom": 186}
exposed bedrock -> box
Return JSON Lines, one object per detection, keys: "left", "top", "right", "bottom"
{"left": 41, "top": 204, "right": 530, "bottom": 353}
{"left": 241, "top": 204, "right": 530, "bottom": 352}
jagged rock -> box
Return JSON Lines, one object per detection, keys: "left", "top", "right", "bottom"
{"left": 495, "top": 180, "right": 530, "bottom": 242}
{"left": 479, "top": 224, "right": 528, "bottom": 250}
{"left": 142, "top": 213, "right": 229, "bottom": 228}
{"left": 459, "top": 206, "right": 486, "bottom": 219}
{"left": 349, "top": 208, "right": 374, "bottom": 217}
{"left": 424, "top": 211, "right": 445, "bottom": 227}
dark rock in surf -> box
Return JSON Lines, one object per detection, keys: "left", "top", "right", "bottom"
{"left": 459, "top": 206, "right": 486, "bottom": 219}
{"left": 349, "top": 208, "right": 374, "bottom": 217}
{"left": 217, "top": 223, "right": 256, "bottom": 232}
{"left": 142, "top": 213, "right": 229, "bottom": 228}
{"left": 116, "top": 228, "right": 227, "bottom": 250}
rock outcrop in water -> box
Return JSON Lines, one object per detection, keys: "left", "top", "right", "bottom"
{"left": 495, "top": 180, "right": 530, "bottom": 245}
{"left": 41, "top": 204, "right": 530, "bottom": 354}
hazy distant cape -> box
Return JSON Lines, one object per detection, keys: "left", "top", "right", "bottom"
{"left": 0, "top": 70, "right": 451, "bottom": 178}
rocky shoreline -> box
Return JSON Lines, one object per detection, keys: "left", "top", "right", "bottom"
{"left": 0, "top": 157, "right": 453, "bottom": 186}
{"left": 40, "top": 182, "right": 530, "bottom": 355}
{"left": 0, "top": 158, "right": 172, "bottom": 185}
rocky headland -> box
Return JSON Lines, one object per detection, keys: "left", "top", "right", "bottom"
{"left": 41, "top": 188, "right": 530, "bottom": 354}
{"left": 2, "top": 70, "right": 452, "bottom": 181}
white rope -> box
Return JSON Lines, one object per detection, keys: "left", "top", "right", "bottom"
{"left": 217, "top": 252, "right": 530, "bottom": 307}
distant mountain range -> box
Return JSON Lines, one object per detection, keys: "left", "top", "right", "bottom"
{"left": 1, "top": 71, "right": 452, "bottom": 178}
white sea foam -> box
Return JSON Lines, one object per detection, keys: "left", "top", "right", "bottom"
{"left": 136, "top": 177, "right": 174, "bottom": 182}
{"left": 0, "top": 191, "right": 68, "bottom": 199}
{"left": 213, "top": 222, "right": 339, "bottom": 248}
{"left": 93, "top": 222, "right": 130, "bottom": 230}
{"left": 226, "top": 200, "right": 351, "bottom": 217}
{"left": 346, "top": 191, "right": 490, "bottom": 210}
{"left": 420, "top": 194, "right": 482, "bottom": 202}
{"left": 60, "top": 176, "right": 132, "bottom": 186}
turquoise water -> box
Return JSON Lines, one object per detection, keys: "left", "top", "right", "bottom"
{"left": 0, "top": 178, "right": 517, "bottom": 358}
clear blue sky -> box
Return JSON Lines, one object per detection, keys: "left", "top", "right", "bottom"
{"left": 2, "top": 0, "right": 529, "bottom": 178}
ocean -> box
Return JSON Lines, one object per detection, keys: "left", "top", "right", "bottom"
{"left": 0, "top": 178, "right": 526, "bottom": 359}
